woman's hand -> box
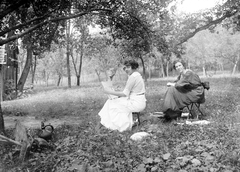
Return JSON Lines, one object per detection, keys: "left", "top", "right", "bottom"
{"left": 167, "top": 82, "right": 175, "bottom": 87}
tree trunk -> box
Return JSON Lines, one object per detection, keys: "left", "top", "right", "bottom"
{"left": 45, "top": 72, "right": 49, "bottom": 86}
{"left": 76, "top": 75, "right": 80, "bottom": 86}
{"left": 17, "top": 46, "right": 32, "bottom": 92}
{"left": 0, "top": 92, "right": 5, "bottom": 134}
{"left": 95, "top": 69, "right": 101, "bottom": 82}
{"left": 160, "top": 63, "right": 165, "bottom": 78}
{"left": 148, "top": 63, "right": 151, "bottom": 80}
{"left": 160, "top": 55, "right": 167, "bottom": 78}
{"left": 66, "top": 19, "right": 71, "bottom": 88}
{"left": 166, "top": 61, "right": 169, "bottom": 77}
{"left": 30, "top": 55, "right": 37, "bottom": 88}
{"left": 202, "top": 66, "right": 206, "bottom": 77}
{"left": 57, "top": 74, "right": 62, "bottom": 86}
{"left": 219, "top": 63, "right": 224, "bottom": 71}
{"left": 104, "top": 71, "right": 108, "bottom": 81}
{"left": 232, "top": 53, "right": 240, "bottom": 75}
{"left": 139, "top": 56, "right": 147, "bottom": 82}
{"left": 77, "top": 46, "right": 83, "bottom": 86}
{"left": 0, "top": 65, "right": 4, "bottom": 134}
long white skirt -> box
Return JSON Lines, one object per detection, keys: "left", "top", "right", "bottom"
{"left": 98, "top": 95, "right": 146, "bottom": 132}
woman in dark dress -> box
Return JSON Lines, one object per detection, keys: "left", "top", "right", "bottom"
{"left": 162, "top": 59, "right": 205, "bottom": 121}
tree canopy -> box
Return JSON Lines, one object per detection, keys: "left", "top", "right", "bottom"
{"left": 0, "top": 0, "right": 240, "bottom": 49}
{"left": 0, "top": 0, "right": 118, "bottom": 45}
{"left": 1, "top": 0, "right": 240, "bottom": 59}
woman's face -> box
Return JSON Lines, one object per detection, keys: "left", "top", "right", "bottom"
{"left": 123, "top": 65, "right": 133, "bottom": 75}
{"left": 175, "top": 62, "right": 185, "bottom": 73}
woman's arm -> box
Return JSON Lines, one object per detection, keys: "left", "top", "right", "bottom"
{"left": 175, "top": 71, "right": 193, "bottom": 89}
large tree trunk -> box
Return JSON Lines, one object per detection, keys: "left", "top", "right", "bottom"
{"left": 0, "top": 96, "right": 5, "bottom": 134}
{"left": 17, "top": 45, "right": 32, "bottom": 92}
{"left": 0, "top": 65, "right": 4, "bottom": 134}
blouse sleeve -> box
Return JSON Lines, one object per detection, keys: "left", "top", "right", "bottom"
{"left": 123, "top": 75, "right": 136, "bottom": 96}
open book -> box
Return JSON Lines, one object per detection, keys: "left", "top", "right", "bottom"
{"left": 101, "top": 81, "right": 118, "bottom": 100}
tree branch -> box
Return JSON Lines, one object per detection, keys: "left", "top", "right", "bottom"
{"left": 0, "top": 0, "right": 27, "bottom": 19}
{"left": 175, "top": 10, "right": 239, "bottom": 47}
{"left": 0, "top": 15, "right": 49, "bottom": 37}
{"left": 0, "top": 8, "right": 112, "bottom": 46}
{"left": 0, "top": 21, "right": 48, "bottom": 45}
{"left": 0, "top": 134, "right": 22, "bottom": 146}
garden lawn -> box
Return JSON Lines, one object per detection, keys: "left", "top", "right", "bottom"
{"left": 1, "top": 77, "right": 240, "bottom": 172}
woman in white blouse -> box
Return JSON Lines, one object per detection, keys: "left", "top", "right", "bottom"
{"left": 97, "top": 60, "right": 146, "bottom": 132}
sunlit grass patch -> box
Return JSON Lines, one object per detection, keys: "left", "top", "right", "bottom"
{"left": 2, "top": 84, "right": 107, "bottom": 118}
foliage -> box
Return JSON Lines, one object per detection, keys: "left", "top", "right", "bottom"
{"left": 3, "top": 79, "right": 16, "bottom": 100}
{"left": 183, "top": 26, "right": 240, "bottom": 73}
{"left": 1, "top": 76, "right": 240, "bottom": 171}
{"left": 0, "top": 0, "right": 153, "bottom": 46}
{"left": 167, "top": 0, "right": 240, "bottom": 49}
{"left": 36, "top": 44, "right": 67, "bottom": 84}
{"left": 69, "top": 15, "right": 91, "bottom": 83}
{"left": 86, "top": 35, "right": 122, "bottom": 76}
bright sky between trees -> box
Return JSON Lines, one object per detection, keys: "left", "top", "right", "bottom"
{"left": 89, "top": 0, "right": 227, "bottom": 34}
{"left": 176, "top": 0, "right": 226, "bottom": 13}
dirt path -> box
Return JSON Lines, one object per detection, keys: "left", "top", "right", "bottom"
{"left": 4, "top": 115, "right": 84, "bottom": 129}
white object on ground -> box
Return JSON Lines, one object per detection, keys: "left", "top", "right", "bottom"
{"left": 130, "top": 132, "right": 150, "bottom": 141}
{"left": 149, "top": 112, "right": 164, "bottom": 118}
{"left": 186, "top": 120, "right": 211, "bottom": 125}
{"left": 181, "top": 113, "right": 190, "bottom": 117}
{"left": 154, "top": 112, "right": 164, "bottom": 114}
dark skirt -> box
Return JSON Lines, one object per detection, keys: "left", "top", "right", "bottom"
{"left": 162, "top": 86, "right": 205, "bottom": 120}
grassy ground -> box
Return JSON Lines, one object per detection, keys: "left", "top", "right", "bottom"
{"left": 1, "top": 77, "right": 240, "bottom": 171}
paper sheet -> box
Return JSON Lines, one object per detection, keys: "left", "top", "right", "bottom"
{"left": 101, "top": 81, "right": 118, "bottom": 100}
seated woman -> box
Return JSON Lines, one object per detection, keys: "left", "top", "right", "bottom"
{"left": 97, "top": 59, "right": 146, "bottom": 132}
{"left": 162, "top": 59, "right": 205, "bottom": 121}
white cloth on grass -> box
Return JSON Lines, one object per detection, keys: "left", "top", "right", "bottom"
{"left": 98, "top": 72, "right": 146, "bottom": 132}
